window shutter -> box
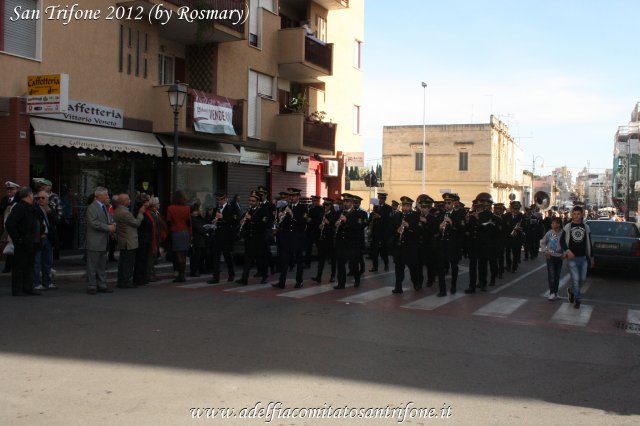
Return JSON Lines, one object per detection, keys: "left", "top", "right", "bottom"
{"left": 257, "top": 73, "right": 273, "bottom": 98}
{"left": 3, "top": 0, "right": 38, "bottom": 58}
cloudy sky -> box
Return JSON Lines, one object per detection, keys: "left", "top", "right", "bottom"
{"left": 361, "top": 0, "right": 640, "bottom": 176}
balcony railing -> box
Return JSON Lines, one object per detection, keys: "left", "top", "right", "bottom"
{"left": 304, "top": 119, "right": 336, "bottom": 152}
{"left": 304, "top": 36, "right": 332, "bottom": 72}
{"left": 164, "top": 0, "right": 246, "bottom": 33}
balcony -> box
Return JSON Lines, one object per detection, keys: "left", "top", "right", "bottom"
{"left": 147, "top": 0, "right": 246, "bottom": 44}
{"left": 278, "top": 28, "right": 333, "bottom": 83}
{"left": 314, "top": 0, "right": 349, "bottom": 9}
{"left": 275, "top": 113, "right": 336, "bottom": 155}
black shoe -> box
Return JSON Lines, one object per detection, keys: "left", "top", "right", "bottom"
{"left": 260, "top": 277, "right": 268, "bottom": 284}
{"left": 235, "top": 279, "right": 247, "bottom": 285}
{"left": 333, "top": 284, "right": 345, "bottom": 289}
{"left": 369, "top": 268, "right": 378, "bottom": 273}
{"left": 567, "top": 287, "right": 574, "bottom": 304}
{"left": 426, "top": 281, "right": 434, "bottom": 288}
{"left": 98, "top": 287, "right": 114, "bottom": 293}
{"left": 272, "top": 283, "right": 285, "bottom": 289}
{"left": 227, "top": 276, "right": 235, "bottom": 282}
{"left": 354, "top": 281, "right": 360, "bottom": 288}
{"left": 207, "top": 278, "right": 219, "bottom": 284}
{"left": 87, "top": 289, "right": 97, "bottom": 295}
{"left": 294, "top": 282, "right": 303, "bottom": 289}
{"left": 329, "top": 276, "right": 336, "bottom": 283}
{"left": 253, "top": 273, "right": 261, "bottom": 278}
{"left": 464, "top": 288, "right": 475, "bottom": 294}
{"left": 392, "top": 288, "right": 403, "bottom": 294}
{"left": 480, "top": 286, "right": 487, "bottom": 292}
{"left": 450, "top": 288, "right": 457, "bottom": 295}
{"left": 311, "top": 277, "right": 321, "bottom": 283}
{"left": 384, "top": 264, "right": 389, "bottom": 272}
{"left": 413, "top": 284, "right": 422, "bottom": 291}
{"left": 436, "top": 292, "right": 447, "bottom": 297}
{"left": 574, "top": 301, "right": 581, "bottom": 309}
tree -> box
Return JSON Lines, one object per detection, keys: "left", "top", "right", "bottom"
{"left": 376, "top": 163, "right": 382, "bottom": 179}
{"left": 353, "top": 166, "right": 360, "bottom": 180}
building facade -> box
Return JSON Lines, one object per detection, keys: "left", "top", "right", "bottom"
{"left": 381, "top": 116, "right": 523, "bottom": 205}
{"left": 612, "top": 101, "right": 639, "bottom": 219}
{"left": 0, "top": 0, "right": 363, "bottom": 248}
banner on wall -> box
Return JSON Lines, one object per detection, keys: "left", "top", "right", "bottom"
{"left": 192, "top": 90, "right": 236, "bottom": 136}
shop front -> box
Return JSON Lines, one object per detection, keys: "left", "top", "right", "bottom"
{"left": 270, "top": 153, "right": 327, "bottom": 199}
{"left": 227, "top": 147, "right": 270, "bottom": 209}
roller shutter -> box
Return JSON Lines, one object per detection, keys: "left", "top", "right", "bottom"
{"left": 226, "top": 163, "right": 267, "bottom": 210}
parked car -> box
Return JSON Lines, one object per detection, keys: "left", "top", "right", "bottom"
{"left": 586, "top": 220, "right": 640, "bottom": 270}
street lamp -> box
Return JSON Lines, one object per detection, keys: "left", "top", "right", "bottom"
{"left": 421, "top": 82, "right": 427, "bottom": 194}
{"left": 167, "top": 80, "right": 188, "bottom": 195}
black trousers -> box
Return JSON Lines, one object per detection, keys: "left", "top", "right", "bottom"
{"left": 241, "top": 248, "right": 260, "bottom": 282}
{"left": 212, "top": 247, "right": 235, "bottom": 279}
{"left": 190, "top": 247, "right": 206, "bottom": 276}
{"left": 117, "top": 249, "right": 137, "bottom": 285}
{"left": 436, "top": 239, "right": 459, "bottom": 294}
{"left": 506, "top": 237, "right": 522, "bottom": 271}
{"left": 337, "top": 255, "right": 360, "bottom": 287}
{"left": 133, "top": 244, "right": 151, "bottom": 284}
{"left": 496, "top": 242, "right": 505, "bottom": 275}
{"left": 12, "top": 246, "right": 35, "bottom": 295}
{"left": 304, "top": 232, "right": 319, "bottom": 265}
{"left": 478, "top": 253, "right": 498, "bottom": 287}
{"left": 278, "top": 245, "right": 304, "bottom": 285}
{"left": 420, "top": 243, "right": 438, "bottom": 285}
{"left": 394, "top": 251, "right": 421, "bottom": 291}
{"left": 316, "top": 240, "right": 336, "bottom": 280}
{"left": 370, "top": 234, "right": 390, "bottom": 270}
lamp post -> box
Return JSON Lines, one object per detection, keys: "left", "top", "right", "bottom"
{"left": 167, "top": 81, "right": 188, "bottom": 196}
{"left": 421, "top": 82, "right": 427, "bottom": 194}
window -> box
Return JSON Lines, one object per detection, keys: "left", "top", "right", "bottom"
{"left": 248, "top": 70, "right": 274, "bottom": 138}
{"left": 158, "top": 54, "right": 174, "bottom": 85}
{"left": 354, "top": 40, "right": 362, "bottom": 69}
{"left": 415, "top": 152, "right": 423, "bottom": 171}
{"left": 459, "top": 151, "right": 469, "bottom": 171}
{"left": 249, "top": 0, "right": 260, "bottom": 47}
{"left": 353, "top": 105, "right": 361, "bottom": 135}
{"left": 316, "top": 15, "right": 327, "bottom": 42}
{"left": 2, "top": 0, "right": 40, "bottom": 59}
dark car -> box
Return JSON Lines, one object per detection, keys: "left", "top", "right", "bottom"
{"left": 586, "top": 220, "right": 640, "bottom": 270}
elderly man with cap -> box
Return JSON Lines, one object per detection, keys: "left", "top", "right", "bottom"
{"left": 503, "top": 200, "right": 525, "bottom": 273}
{"left": 391, "top": 196, "right": 422, "bottom": 293}
{"left": 113, "top": 193, "right": 147, "bottom": 288}
{"left": 5, "top": 187, "right": 43, "bottom": 296}
{"left": 304, "top": 195, "right": 324, "bottom": 268}
{"left": 207, "top": 191, "right": 239, "bottom": 284}
{"left": 273, "top": 188, "right": 307, "bottom": 288}
{"left": 1, "top": 181, "right": 20, "bottom": 273}
{"left": 333, "top": 194, "right": 365, "bottom": 289}
{"left": 369, "top": 192, "right": 393, "bottom": 272}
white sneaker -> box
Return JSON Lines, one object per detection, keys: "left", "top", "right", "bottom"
{"left": 47, "top": 284, "right": 58, "bottom": 290}
{"left": 548, "top": 293, "right": 557, "bottom": 301}
{"left": 33, "top": 285, "right": 45, "bottom": 291}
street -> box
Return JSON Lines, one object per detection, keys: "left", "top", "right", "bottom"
{"left": 0, "top": 256, "right": 639, "bottom": 425}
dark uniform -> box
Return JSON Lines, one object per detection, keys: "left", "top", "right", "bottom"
{"left": 305, "top": 196, "right": 324, "bottom": 268}
{"left": 503, "top": 201, "right": 524, "bottom": 273}
{"left": 256, "top": 187, "right": 275, "bottom": 280}
{"left": 524, "top": 206, "right": 544, "bottom": 260}
{"left": 369, "top": 193, "right": 393, "bottom": 272}
{"left": 492, "top": 203, "right": 506, "bottom": 278}
{"left": 417, "top": 198, "right": 439, "bottom": 287}
{"left": 273, "top": 188, "right": 307, "bottom": 289}
{"left": 354, "top": 200, "right": 368, "bottom": 275}
{"left": 312, "top": 199, "right": 339, "bottom": 283}
{"left": 237, "top": 191, "right": 268, "bottom": 285}
{"left": 334, "top": 194, "right": 365, "bottom": 289}
{"left": 391, "top": 197, "right": 422, "bottom": 293}
{"left": 207, "top": 192, "right": 239, "bottom": 284}
{"left": 435, "top": 193, "right": 464, "bottom": 296}
{"left": 466, "top": 197, "right": 500, "bottom": 293}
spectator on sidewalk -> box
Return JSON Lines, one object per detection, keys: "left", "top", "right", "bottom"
{"left": 5, "top": 187, "right": 42, "bottom": 296}
{"left": 85, "top": 187, "right": 115, "bottom": 295}
{"left": 1, "top": 181, "right": 20, "bottom": 274}
{"left": 166, "top": 190, "right": 191, "bottom": 283}
{"left": 190, "top": 204, "right": 207, "bottom": 277}
{"left": 33, "top": 191, "right": 57, "bottom": 290}
{"left": 147, "top": 197, "right": 162, "bottom": 282}
{"left": 560, "top": 206, "right": 593, "bottom": 309}
{"left": 114, "top": 193, "right": 145, "bottom": 288}
{"left": 133, "top": 194, "right": 153, "bottom": 286}
{"left": 108, "top": 195, "right": 118, "bottom": 262}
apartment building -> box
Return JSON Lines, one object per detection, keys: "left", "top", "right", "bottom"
{"left": 612, "top": 101, "right": 639, "bottom": 218}
{"left": 381, "top": 116, "right": 523, "bottom": 205}
{"left": 0, "top": 0, "right": 363, "bottom": 248}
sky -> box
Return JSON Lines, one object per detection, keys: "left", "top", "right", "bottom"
{"left": 361, "top": 0, "right": 640, "bottom": 176}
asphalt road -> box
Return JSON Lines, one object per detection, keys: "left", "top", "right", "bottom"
{"left": 1, "top": 256, "right": 639, "bottom": 425}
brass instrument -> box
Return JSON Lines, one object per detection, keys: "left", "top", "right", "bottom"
{"left": 510, "top": 219, "right": 523, "bottom": 237}
{"left": 534, "top": 191, "right": 550, "bottom": 210}
{"left": 441, "top": 211, "right": 451, "bottom": 237}
{"left": 238, "top": 207, "right": 254, "bottom": 236}
{"left": 397, "top": 212, "right": 409, "bottom": 245}
{"left": 335, "top": 212, "right": 347, "bottom": 238}
{"left": 319, "top": 211, "right": 331, "bottom": 240}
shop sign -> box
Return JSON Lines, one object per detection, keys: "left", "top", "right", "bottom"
{"left": 344, "top": 151, "right": 364, "bottom": 167}
{"left": 286, "top": 153, "right": 310, "bottom": 173}
{"left": 240, "top": 147, "right": 269, "bottom": 166}
{"left": 192, "top": 90, "right": 236, "bottom": 136}
{"left": 40, "top": 100, "right": 123, "bottom": 128}
{"left": 27, "top": 74, "right": 69, "bottom": 113}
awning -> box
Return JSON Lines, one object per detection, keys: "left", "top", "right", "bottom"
{"left": 30, "top": 117, "right": 163, "bottom": 157}
{"left": 158, "top": 135, "right": 241, "bottom": 163}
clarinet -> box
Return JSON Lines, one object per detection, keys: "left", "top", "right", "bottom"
{"left": 397, "top": 212, "right": 409, "bottom": 245}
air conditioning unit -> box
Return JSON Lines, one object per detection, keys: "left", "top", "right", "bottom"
{"left": 324, "top": 160, "right": 339, "bottom": 177}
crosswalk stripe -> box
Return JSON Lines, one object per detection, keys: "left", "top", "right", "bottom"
{"left": 224, "top": 282, "right": 275, "bottom": 293}
{"left": 401, "top": 292, "right": 466, "bottom": 311}
{"left": 549, "top": 303, "right": 593, "bottom": 327}
{"left": 626, "top": 310, "right": 640, "bottom": 335}
{"left": 473, "top": 297, "right": 527, "bottom": 318}
{"left": 177, "top": 282, "right": 219, "bottom": 289}
{"left": 338, "top": 287, "right": 408, "bottom": 304}
{"left": 541, "top": 274, "right": 571, "bottom": 298}
{"left": 278, "top": 284, "right": 335, "bottom": 299}
{"left": 491, "top": 264, "right": 546, "bottom": 294}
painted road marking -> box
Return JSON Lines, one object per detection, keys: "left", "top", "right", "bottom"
{"left": 401, "top": 292, "right": 466, "bottom": 311}
{"left": 541, "top": 274, "right": 571, "bottom": 298}
{"left": 224, "top": 283, "right": 275, "bottom": 293}
{"left": 338, "top": 287, "right": 408, "bottom": 304}
{"left": 473, "top": 297, "right": 528, "bottom": 318}
{"left": 550, "top": 303, "right": 593, "bottom": 327}
{"left": 278, "top": 284, "right": 335, "bottom": 299}
{"left": 626, "top": 310, "right": 640, "bottom": 335}
{"left": 491, "top": 264, "right": 546, "bottom": 294}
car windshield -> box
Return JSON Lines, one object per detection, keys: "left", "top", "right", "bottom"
{"left": 587, "top": 221, "right": 640, "bottom": 237}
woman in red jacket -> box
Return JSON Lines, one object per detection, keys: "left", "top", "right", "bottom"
{"left": 166, "top": 190, "right": 191, "bottom": 282}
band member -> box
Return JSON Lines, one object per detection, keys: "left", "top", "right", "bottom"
{"left": 465, "top": 196, "right": 500, "bottom": 293}
{"left": 392, "top": 197, "right": 422, "bottom": 293}
{"left": 273, "top": 188, "right": 307, "bottom": 289}
{"left": 311, "top": 198, "right": 339, "bottom": 283}
{"left": 334, "top": 194, "right": 365, "bottom": 289}
{"left": 391, "top": 200, "right": 399, "bottom": 215}
{"left": 305, "top": 195, "right": 324, "bottom": 268}
{"left": 525, "top": 204, "right": 544, "bottom": 260}
{"left": 435, "top": 193, "right": 464, "bottom": 296}
{"left": 503, "top": 200, "right": 524, "bottom": 273}
{"left": 237, "top": 191, "right": 268, "bottom": 285}
{"left": 256, "top": 186, "right": 275, "bottom": 279}
{"left": 416, "top": 195, "right": 439, "bottom": 287}
{"left": 369, "top": 192, "right": 393, "bottom": 272}
{"left": 353, "top": 197, "right": 368, "bottom": 275}
{"left": 207, "top": 191, "right": 239, "bottom": 284}
{"left": 493, "top": 203, "right": 506, "bottom": 278}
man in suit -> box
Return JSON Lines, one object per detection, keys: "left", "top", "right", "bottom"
{"left": 207, "top": 191, "right": 239, "bottom": 284}
{"left": 5, "top": 187, "right": 42, "bottom": 296}
{"left": 236, "top": 190, "right": 267, "bottom": 285}
{"left": 369, "top": 192, "right": 393, "bottom": 272}
{"left": 85, "top": 187, "right": 116, "bottom": 295}
{"left": 33, "top": 191, "right": 58, "bottom": 290}
{"left": 333, "top": 194, "right": 366, "bottom": 289}
{"left": 273, "top": 188, "right": 307, "bottom": 289}
{"left": 304, "top": 195, "right": 324, "bottom": 268}
{"left": 114, "top": 193, "right": 146, "bottom": 288}
{"left": 1, "top": 181, "right": 20, "bottom": 273}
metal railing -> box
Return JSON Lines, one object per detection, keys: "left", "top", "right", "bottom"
{"left": 304, "top": 120, "right": 336, "bottom": 152}
{"left": 304, "top": 36, "right": 332, "bottom": 72}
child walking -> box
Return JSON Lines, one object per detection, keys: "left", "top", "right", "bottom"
{"left": 540, "top": 217, "right": 564, "bottom": 301}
